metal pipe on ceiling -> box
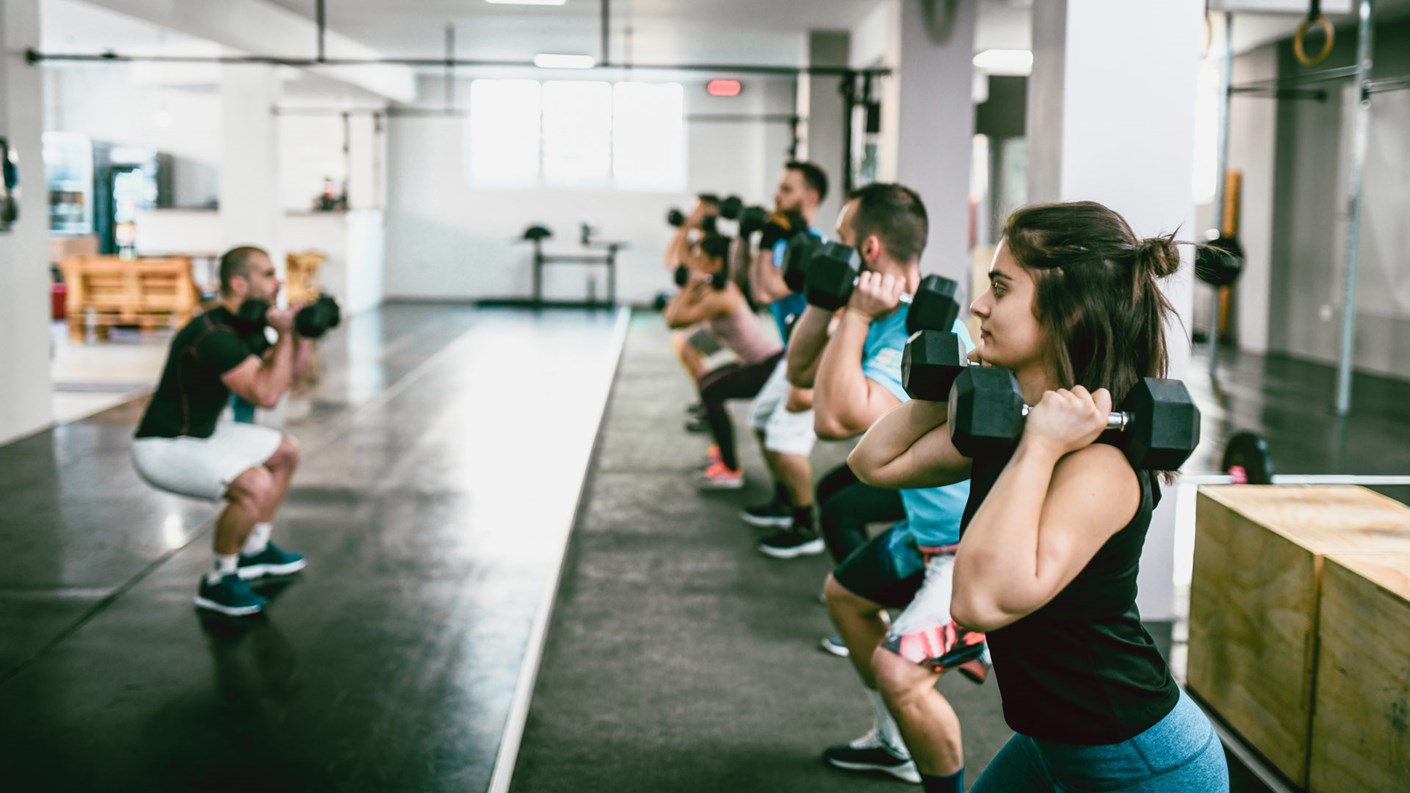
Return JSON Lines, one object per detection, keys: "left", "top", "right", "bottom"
{"left": 601, "top": 0, "right": 610, "bottom": 68}
{"left": 316, "top": 0, "right": 326, "bottom": 62}
{"left": 24, "top": 48, "right": 888, "bottom": 78}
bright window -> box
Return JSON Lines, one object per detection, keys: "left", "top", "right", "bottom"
{"left": 466, "top": 78, "right": 683, "bottom": 190}
{"left": 613, "top": 82, "right": 685, "bottom": 191}
{"left": 542, "top": 81, "right": 612, "bottom": 187}
{"left": 468, "top": 79, "right": 541, "bottom": 188}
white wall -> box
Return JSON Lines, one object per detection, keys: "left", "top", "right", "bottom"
{"left": 43, "top": 65, "right": 223, "bottom": 208}
{"left": 1, "top": 0, "right": 54, "bottom": 446}
{"left": 383, "top": 74, "right": 797, "bottom": 305}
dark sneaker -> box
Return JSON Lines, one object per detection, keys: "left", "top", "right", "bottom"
{"left": 238, "top": 542, "right": 308, "bottom": 580}
{"left": 739, "top": 499, "right": 793, "bottom": 528}
{"left": 823, "top": 729, "right": 920, "bottom": 783}
{"left": 757, "top": 529, "right": 825, "bottom": 559}
{"left": 195, "top": 573, "right": 267, "bottom": 617}
{"left": 819, "top": 633, "right": 850, "bottom": 658}
{"left": 684, "top": 415, "right": 710, "bottom": 434}
{"left": 687, "top": 402, "right": 705, "bottom": 417}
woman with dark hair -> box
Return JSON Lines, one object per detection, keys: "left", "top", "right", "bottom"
{"left": 849, "top": 201, "right": 1228, "bottom": 792}
{"left": 665, "top": 234, "right": 783, "bottom": 490}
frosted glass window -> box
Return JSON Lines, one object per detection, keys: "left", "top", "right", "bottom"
{"left": 542, "top": 81, "right": 612, "bottom": 187}
{"left": 612, "top": 82, "right": 684, "bottom": 191}
{"left": 468, "top": 80, "right": 541, "bottom": 187}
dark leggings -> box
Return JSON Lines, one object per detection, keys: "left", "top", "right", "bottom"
{"left": 698, "top": 351, "right": 784, "bottom": 470}
{"left": 817, "top": 462, "right": 907, "bottom": 563}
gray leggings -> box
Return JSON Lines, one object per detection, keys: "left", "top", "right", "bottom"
{"left": 971, "top": 689, "right": 1229, "bottom": 792}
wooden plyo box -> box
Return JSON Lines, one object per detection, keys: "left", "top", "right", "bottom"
{"left": 1310, "top": 553, "right": 1410, "bottom": 792}
{"left": 1187, "top": 486, "right": 1410, "bottom": 787}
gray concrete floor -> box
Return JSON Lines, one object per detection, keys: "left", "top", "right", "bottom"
{"left": 3, "top": 305, "right": 1407, "bottom": 792}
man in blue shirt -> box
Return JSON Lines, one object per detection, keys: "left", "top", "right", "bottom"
{"left": 784, "top": 184, "right": 984, "bottom": 791}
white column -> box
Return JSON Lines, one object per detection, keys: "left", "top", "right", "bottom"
{"left": 1028, "top": 0, "right": 1204, "bottom": 621}
{"left": 219, "top": 64, "right": 283, "bottom": 275}
{"left": 0, "top": 0, "right": 54, "bottom": 445}
{"left": 804, "top": 31, "right": 849, "bottom": 229}
{"left": 891, "top": 0, "right": 978, "bottom": 298}
{"left": 1229, "top": 44, "right": 1278, "bottom": 354}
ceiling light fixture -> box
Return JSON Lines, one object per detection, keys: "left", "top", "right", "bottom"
{"left": 972, "top": 49, "right": 1033, "bottom": 76}
{"left": 533, "top": 53, "right": 596, "bottom": 69}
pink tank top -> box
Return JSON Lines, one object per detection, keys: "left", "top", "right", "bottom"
{"left": 708, "top": 298, "right": 782, "bottom": 365}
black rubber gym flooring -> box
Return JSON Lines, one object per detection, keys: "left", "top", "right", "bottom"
{"left": 4, "top": 304, "right": 1407, "bottom": 791}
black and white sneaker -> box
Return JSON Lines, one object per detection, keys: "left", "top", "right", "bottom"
{"left": 739, "top": 499, "right": 793, "bottom": 528}
{"left": 823, "top": 728, "right": 920, "bottom": 783}
{"left": 757, "top": 528, "right": 825, "bottom": 559}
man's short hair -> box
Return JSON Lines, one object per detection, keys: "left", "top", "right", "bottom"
{"left": 220, "top": 246, "right": 268, "bottom": 296}
{"left": 848, "top": 183, "right": 928, "bottom": 264}
{"left": 786, "top": 161, "right": 829, "bottom": 204}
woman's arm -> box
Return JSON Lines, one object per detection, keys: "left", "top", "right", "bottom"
{"left": 664, "top": 281, "right": 735, "bottom": 328}
{"left": 847, "top": 399, "right": 971, "bottom": 489}
{"left": 950, "top": 388, "right": 1141, "bottom": 632}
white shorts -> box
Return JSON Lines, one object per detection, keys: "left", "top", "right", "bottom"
{"left": 883, "top": 549, "right": 990, "bottom": 671}
{"left": 131, "top": 422, "right": 283, "bottom": 501}
{"left": 748, "top": 357, "right": 816, "bottom": 457}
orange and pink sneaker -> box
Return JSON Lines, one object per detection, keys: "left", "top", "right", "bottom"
{"left": 703, "top": 444, "right": 722, "bottom": 466}
{"left": 694, "top": 460, "right": 745, "bottom": 490}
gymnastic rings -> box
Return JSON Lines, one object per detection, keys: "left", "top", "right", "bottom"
{"left": 1294, "top": 14, "right": 1335, "bottom": 67}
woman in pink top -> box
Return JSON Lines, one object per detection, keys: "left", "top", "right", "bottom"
{"left": 665, "top": 234, "right": 784, "bottom": 489}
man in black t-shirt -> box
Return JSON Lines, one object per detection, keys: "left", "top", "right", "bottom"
{"left": 132, "top": 246, "right": 307, "bottom": 617}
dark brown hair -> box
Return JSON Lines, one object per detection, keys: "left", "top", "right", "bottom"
{"left": 219, "top": 246, "right": 268, "bottom": 296}
{"left": 785, "top": 160, "right": 829, "bottom": 203}
{"left": 847, "top": 183, "right": 928, "bottom": 264}
{"left": 1001, "top": 201, "right": 1180, "bottom": 404}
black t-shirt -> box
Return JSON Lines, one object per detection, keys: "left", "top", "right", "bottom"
{"left": 134, "top": 307, "right": 267, "bottom": 439}
{"left": 961, "top": 440, "right": 1180, "bottom": 745}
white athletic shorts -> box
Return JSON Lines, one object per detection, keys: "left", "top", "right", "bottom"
{"left": 748, "top": 357, "right": 816, "bottom": 457}
{"left": 131, "top": 422, "right": 283, "bottom": 501}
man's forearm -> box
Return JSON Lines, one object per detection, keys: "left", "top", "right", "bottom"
{"left": 786, "top": 307, "right": 832, "bottom": 387}
{"left": 814, "top": 311, "right": 872, "bottom": 431}
{"left": 254, "top": 336, "right": 296, "bottom": 406}
{"left": 750, "top": 252, "right": 791, "bottom": 304}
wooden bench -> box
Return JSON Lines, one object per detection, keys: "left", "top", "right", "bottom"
{"left": 59, "top": 256, "right": 200, "bottom": 342}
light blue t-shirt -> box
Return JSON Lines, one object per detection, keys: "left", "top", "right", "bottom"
{"left": 767, "top": 230, "right": 823, "bottom": 345}
{"left": 862, "top": 304, "right": 976, "bottom": 549}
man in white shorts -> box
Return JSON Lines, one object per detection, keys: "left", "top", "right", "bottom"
{"left": 131, "top": 246, "right": 307, "bottom": 617}
{"left": 737, "top": 161, "right": 828, "bottom": 553}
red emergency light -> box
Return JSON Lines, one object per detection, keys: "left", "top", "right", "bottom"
{"left": 706, "top": 79, "right": 743, "bottom": 97}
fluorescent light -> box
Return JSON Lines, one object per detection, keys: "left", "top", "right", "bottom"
{"left": 487, "top": 1, "right": 567, "bottom": 5}
{"left": 534, "top": 53, "right": 596, "bottom": 69}
{"left": 972, "top": 49, "right": 1032, "bottom": 76}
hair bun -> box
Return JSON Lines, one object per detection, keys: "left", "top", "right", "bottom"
{"left": 1136, "top": 233, "right": 1181, "bottom": 279}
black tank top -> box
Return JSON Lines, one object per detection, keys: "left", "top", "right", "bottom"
{"left": 961, "top": 441, "right": 1179, "bottom": 744}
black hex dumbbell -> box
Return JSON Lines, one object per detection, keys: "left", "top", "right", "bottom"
{"left": 673, "top": 264, "right": 726, "bottom": 291}
{"left": 781, "top": 232, "right": 820, "bottom": 293}
{"left": 295, "top": 294, "right": 343, "bottom": 339}
{"left": 946, "top": 366, "right": 1201, "bottom": 469}
{"left": 802, "top": 242, "right": 960, "bottom": 329}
